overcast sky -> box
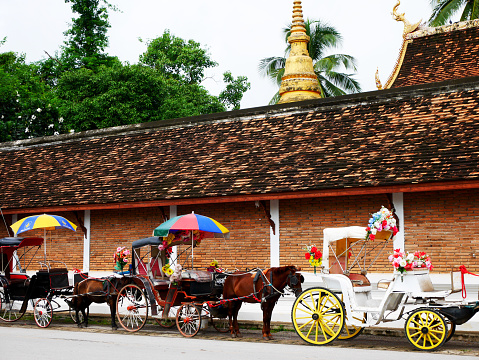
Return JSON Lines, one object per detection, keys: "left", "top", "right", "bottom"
{"left": 1, "top": 1, "right": 452, "bottom": 109}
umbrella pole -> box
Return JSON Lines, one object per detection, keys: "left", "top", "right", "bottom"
{"left": 191, "top": 230, "right": 194, "bottom": 269}
{"left": 44, "top": 228, "right": 46, "bottom": 263}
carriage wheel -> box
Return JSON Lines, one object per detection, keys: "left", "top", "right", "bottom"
{"left": 0, "top": 288, "right": 25, "bottom": 322}
{"left": 34, "top": 298, "right": 53, "bottom": 328}
{"left": 210, "top": 315, "right": 230, "bottom": 333}
{"left": 444, "top": 317, "right": 456, "bottom": 342}
{"left": 336, "top": 292, "right": 365, "bottom": 340}
{"left": 176, "top": 303, "right": 201, "bottom": 337}
{"left": 338, "top": 313, "right": 365, "bottom": 340}
{"left": 69, "top": 305, "right": 89, "bottom": 324}
{"left": 116, "top": 284, "right": 148, "bottom": 332}
{"left": 155, "top": 305, "right": 179, "bottom": 328}
{"left": 291, "top": 287, "right": 345, "bottom": 345}
{"left": 405, "top": 308, "right": 447, "bottom": 351}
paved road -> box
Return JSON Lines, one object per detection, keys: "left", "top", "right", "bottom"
{"left": 1, "top": 326, "right": 477, "bottom": 360}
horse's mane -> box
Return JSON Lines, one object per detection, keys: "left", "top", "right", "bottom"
{"left": 270, "top": 265, "right": 297, "bottom": 275}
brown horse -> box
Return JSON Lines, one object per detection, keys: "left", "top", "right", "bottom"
{"left": 222, "top": 265, "right": 303, "bottom": 340}
{"left": 69, "top": 276, "right": 131, "bottom": 330}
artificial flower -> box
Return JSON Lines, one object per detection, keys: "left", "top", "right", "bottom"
{"left": 114, "top": 246, "right": 130, "bottom": 271}
{"left": 389, "top": 248, "right": 433, "bottom": 274}
{"left": 365, "top": 206, "right": 399, "bottom": 241}
{"left": 304, "top": 245, "right": 322, "bottom": 268}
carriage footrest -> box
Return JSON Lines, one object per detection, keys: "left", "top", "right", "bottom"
{"left": 411, "top": 290, "right": 451, "bottom": 299}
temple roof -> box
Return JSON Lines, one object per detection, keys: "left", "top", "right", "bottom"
{"left": 382, "top": 19, "right": 479, "bottom": 89}
{"left": 1, "top": 77, "right": 479, "bottom": 212}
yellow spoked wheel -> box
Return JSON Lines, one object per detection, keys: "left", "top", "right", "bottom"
{"left": 405, "top": 308, "right": 447, "bottom": 351}
{"left": 291, "top": 287, "right": 345, "bottom": 345}
{"left": 336, "top": 293, "right": 365, "bottom": 340}
{"left": 444, "top": 317, "right": 456, "bottom": 342}
{"left": 339, "top": 313, "right": 365, "bottom": 340}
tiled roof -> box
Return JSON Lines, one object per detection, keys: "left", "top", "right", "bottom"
{"left": 1, "top": 78, "right": 479, "bottom": 210}
{"left": 389, "top": 20, "right": 479, "bottom": 88}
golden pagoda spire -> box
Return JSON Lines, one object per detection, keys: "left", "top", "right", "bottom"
{"left": 278, "top": 1, "right": 321, "bottom": 104}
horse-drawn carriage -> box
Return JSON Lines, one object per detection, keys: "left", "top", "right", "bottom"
{"left": 114, "top": 234, "right": 230, "bottom": 336}
{"left": 0, "top": 236, "right": 85, "bottom": 327}
{"left": 291, "top": 222, "right": 479, "bottom": 351}
{"left": 114, "top": 213, "right": 303, "bottom": 339}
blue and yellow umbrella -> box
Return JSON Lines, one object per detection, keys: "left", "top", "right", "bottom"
{"left": 10, "top": 214, "right": 77, "bottom": 261}
{"left": 11, "top": 214, "right": 77, "bottom": 235}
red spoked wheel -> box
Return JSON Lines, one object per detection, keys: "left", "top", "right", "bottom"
{"left": 176, "top": 303, "right": 201, "bottom": 337}
{"left": 116, "top": 284, "right": 148, "bottom": 332}
{"left": 210, "top": 315, "right": 230, "bottom": 333}
{"left": 156, "top": 305, "right": 179, "bottom": 328}
{"left": 34, "top": 298, "right": 53, "bottom": 328}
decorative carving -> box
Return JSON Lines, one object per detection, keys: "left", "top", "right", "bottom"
{"left": 375, "top": 68, "right": 383, "bottom": 90}
{"left": 392, "top": 0, "right": 421, "bottom": 36}
{"left": 73, "top": 211, "right": 88, "bottom": 238}
{"left": 258, "top": 200, "right": 276, "bottom": 235}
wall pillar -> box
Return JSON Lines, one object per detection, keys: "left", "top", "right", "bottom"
{"left": 83, "top": 210, "right": 91, "bottom": 272}
{"left": 169, "top": 205, "right": 178, "bottom": 261}
{"left": 12, "top": 214, "right": 17, "bottom": 271}
{"left": 392, "top": 193, "right": 405, "bottom": 251}
{"left": 270, "top": 199, "right": 280, "bottom": 267}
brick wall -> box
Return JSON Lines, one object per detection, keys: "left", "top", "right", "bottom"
{"left": 7, "top": 188, "right": 478, "bottom": 274}
{"left": 89, "top": 203, "right": 271, "bottom": 271}
{"left": 404, "top": 189, "right": 479, "bottom": 273}
{"left": 280, "top": 194, "right": 392, "bottom": 272}
{"left": 0, "top": 214, "right": 12, "bottom": 238}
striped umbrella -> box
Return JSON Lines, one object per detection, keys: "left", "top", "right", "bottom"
{"left": 10, "top": 214, "right": 77, "bottom": 261}
{"left": 153, "top": 212, "right": 229, "bottom": 238}
{"left": 11, "top": 214, "right": 77, "bottom": 235}
{"left": 153, "top": 212, "right": 229, "bottom": 269}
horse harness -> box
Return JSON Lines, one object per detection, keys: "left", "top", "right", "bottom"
{"left": 252, "top": 269, "right": 298, "bottom": 304}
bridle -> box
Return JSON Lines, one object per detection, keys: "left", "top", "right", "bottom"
{"left": 286, "top": 271, "right": 303, "bottom": 296}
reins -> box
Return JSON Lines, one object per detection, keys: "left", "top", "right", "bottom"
{"left": 71, "top": 268, "right": 125, "bottom": 297}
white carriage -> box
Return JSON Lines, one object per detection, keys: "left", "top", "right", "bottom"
{"left": 291, "top": 226, "right": 479, "bottom": 351}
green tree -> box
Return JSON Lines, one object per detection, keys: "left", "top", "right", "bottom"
{"left": 428, "top": 0, "right": 479, "bottom": 26}
{"left": 139, "top": 31, "right": 250, "bottom": 110}
{"left": 218, "top": 71, "right": 251, "bottom": 111}
{"left": 139, "top": 30, "right": 217, "bottom": 85}
{"left": 56, "top": 63, "right": 226, "bottom": 131}
{"left": 259, "top": 19, "right": 361, "bottom": 103}
{"left": 62, "top": 0, "right": 118, "bottom": 70}
{"left": 0, "top": 51, "right": 64, "bottom": 142}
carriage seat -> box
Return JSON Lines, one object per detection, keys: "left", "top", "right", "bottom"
{"left": 137, "top": 260, "right": 148, "bottom": 275}
{"left": 149, "top": 258, "right": 165, "bottom": 279}
{"left": 7, "top": 272, "right": 29, "bottom": 285}
{"left": 377, "top": 279, "right": 392, "bottom": 290}
{"left": 181, "top": 270, "right": 212, "bottom": 282}
{"left": 330, "top": 256, "right": 371, "bottom": 287}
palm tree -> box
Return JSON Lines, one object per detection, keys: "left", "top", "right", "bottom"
{"left": 259, "top": 19, "right": 361, "bottom": 104}
{"left": 429, "top": 0, "right": 479, "bottom": 26}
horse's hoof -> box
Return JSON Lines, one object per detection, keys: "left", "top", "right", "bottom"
{"left": 231, "top": 333, "right": 236, "bottom": 338}
{"left": 268, "top": 335, "right": 274, "bottom": 340}
{"left": 236, "top": 333, "right": 243, "bottom": 338}
{"left": 263, "top": 336, "right": 270, "bottom": 341}
{"left": 112, "top": 327, "right": 117, "bottom": 331}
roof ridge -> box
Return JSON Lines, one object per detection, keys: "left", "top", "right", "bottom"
{"left": 406, "top": 18, "right": 479, "bottom": 40}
